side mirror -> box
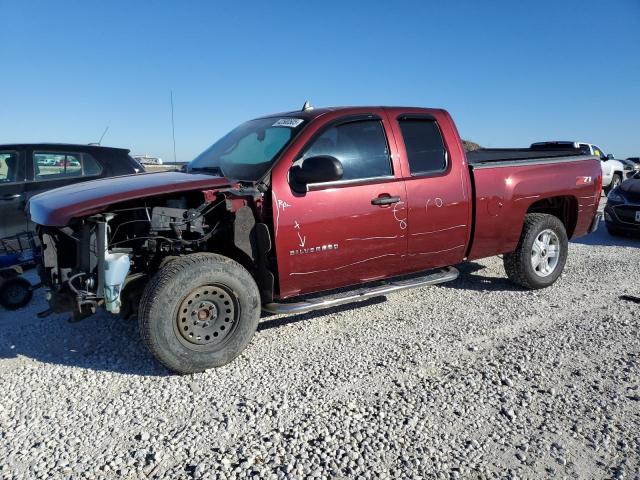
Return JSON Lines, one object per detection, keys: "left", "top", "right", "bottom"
{"left": 290, "top": 155, "right": 343, "bottom": 191}
{"left": 606, "top": 154, "right": 614, "bottom": 160}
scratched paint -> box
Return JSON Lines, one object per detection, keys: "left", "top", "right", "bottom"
{"left": 289, "top": 253, "right": 398, "bottom": 276}
{"left": 425, "top": 197, "right": 445, "bottom": 214}
{"left": 271, "top": 191, "right": 280, "bottom": 237}
{"left": 272, "top": 191, "right": 293, "bottom": 238}
{"left": 293, "top": 220, "right": 306, "bottom": 247}
{"left": 393, "top": 201, "right": 407, "bottom": 230}
{"left": 346, "top": 235, "right": 399, "bottom": 241}
{"left": 410, "top": 224, "right": 467, "bottom": 236}
{"left": 513, "top": 195, "right": 540, "bottom": 202}
{"left": 278, "top": 199, "right": 292, "bottom": 210}
{"left": 408, "top": 244, "right": 466, "bottom": 256}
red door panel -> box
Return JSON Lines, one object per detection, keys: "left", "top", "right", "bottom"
{"left": 270, "top": 109, "right": 409, "bottom": 298}
{"left": 272, "top": 179, "right": 408, "bottom": 297}
{"left": 404, "top": 176, "right": 470, "bottom": 267}
{"left": 384, "top": 108, "right": 472, "bottom": 271}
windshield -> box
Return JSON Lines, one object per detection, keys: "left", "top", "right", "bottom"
{"left": 188, "top": 117, "right": 306, "bottom": 181}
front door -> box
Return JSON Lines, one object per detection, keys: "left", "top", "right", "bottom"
{"left": 272, "top": 115, "right": 408, "bottom": 298}
{"left": 0, "top": 150, "right": 28, "bottom": 237}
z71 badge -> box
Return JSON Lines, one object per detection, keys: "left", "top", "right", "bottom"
{"left": 290, "top": 244, "right": 339, "bottom": 256}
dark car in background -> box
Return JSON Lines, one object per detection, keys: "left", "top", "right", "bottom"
{"left": 618, "top": 158, "right": 640, "bottom": 177}
{"left": 0, "top": 144, "right": 144, "bottom": 237}
{"left": 626, "top": 157, "right": 640, "bottom": 168}
{"left": 604, "top": 172, "right": 640, "bottom": 237}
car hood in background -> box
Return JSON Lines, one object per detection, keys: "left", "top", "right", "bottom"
{"left": 29, "top": 171, "right": 233, "bottom": 226}
{"left": 620, "top": 178, "right": 640, "bottom": 201}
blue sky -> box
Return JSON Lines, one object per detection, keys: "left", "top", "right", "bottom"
{"left": 1, "top": 0, "right": 639, "bottom": 161}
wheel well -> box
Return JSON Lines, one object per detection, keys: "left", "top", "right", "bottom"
{"left": 526, "top": 196, "right": 578, "bottom": 238}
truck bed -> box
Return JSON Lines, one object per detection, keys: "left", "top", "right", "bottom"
{"left": 467, "top": 148, "right": 590, "bottom": 166}
{"left": 466, "top": 150, "right": 601, "bottom": 261}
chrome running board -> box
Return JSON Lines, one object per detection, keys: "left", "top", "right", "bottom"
{"left": 263, "top": 266, "right": 459, "bottom": 315}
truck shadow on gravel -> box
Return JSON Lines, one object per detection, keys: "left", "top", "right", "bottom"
{"left": 440, "top": 262, "right": 527, "bottom": 293}
{"left": 257, "top": 297, "right": 388, "bottom": 331}
{"left": 571, "top": 223, "right": 639, "bottom": 248}
{"left": 258, "top": 262, "right": 524, "bottom": 332}
{"left": 0, "top": 306, "right": 170, "bottom": 376}
{"left": 0, "top": 255, "right": 584, "bottom": 374}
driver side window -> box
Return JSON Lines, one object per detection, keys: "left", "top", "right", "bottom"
{"left": 301, "top": 119, "right": 392, "bottom": 181}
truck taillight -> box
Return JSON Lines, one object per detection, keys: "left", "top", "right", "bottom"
{"left": 594, "top": 175, "right": 603, "bottom": 208}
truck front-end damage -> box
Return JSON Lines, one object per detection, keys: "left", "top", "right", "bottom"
{"left": 40, "top": 213, "right": 136, "bottom": 318}
{"left": 33, "top": 177, "right": 271, "bottom": 321}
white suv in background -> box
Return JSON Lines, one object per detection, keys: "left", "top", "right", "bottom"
{"left": 531, "top": 141, "right": 626, "bottom": 194}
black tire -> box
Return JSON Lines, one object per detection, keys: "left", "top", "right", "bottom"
{"left": 503, "top": 213, "right": 568, "bottom": 289}
{"left": 0, "top": 277, "right": 33, "bottom": 310}
{"left": 139, "top": 253, "right": 261, "bottom": 374}
{"left": 604, "top": 173, "right": 622, "bottom": 195}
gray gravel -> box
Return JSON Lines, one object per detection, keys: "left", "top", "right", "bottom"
{"left": 1, "top": 220, "right": 639, "bottom": 479}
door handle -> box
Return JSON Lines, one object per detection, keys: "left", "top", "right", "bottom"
{"left": 1, "top": 194, "right": 21, "bottom": 201}
{"left": 371, "top": 195, "right": 401, "bottom": 206}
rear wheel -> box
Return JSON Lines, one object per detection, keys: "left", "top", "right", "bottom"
{"left": 139, "top": 253, "right": 261, "bottom": 374}
{"left": 503, "top": 213, "right": 568, "bottom": 289}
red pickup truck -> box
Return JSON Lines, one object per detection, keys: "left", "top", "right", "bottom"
{"left": 29, "top": 106, "right": 602, "bottom": 373}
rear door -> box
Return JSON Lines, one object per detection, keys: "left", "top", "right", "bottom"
{"left": 271, "top": 114, "right": 408, "bottom": 297}
{"left": 387, "top": 111, "right": 471, "bottom": 270}
{"left": 0, "top": 149, "right": 28, "bottom": 237}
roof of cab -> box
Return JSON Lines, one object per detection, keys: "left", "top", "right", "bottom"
{"left": 256, "top": 105, "right": 443, "bottom": 121}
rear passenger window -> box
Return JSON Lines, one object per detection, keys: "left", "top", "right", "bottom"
{"left": 34, "top": 152, "right": 102, "bottom": 180}
{"left": 301, "top": 119, "right": 391, "bottom": 181}
{"left": 398, "top": 119, "right": 447, "bottom": 175}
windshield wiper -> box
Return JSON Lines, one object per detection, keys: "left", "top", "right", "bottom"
{"left": 189, "top": 166, "right": 225, "bottom": 177}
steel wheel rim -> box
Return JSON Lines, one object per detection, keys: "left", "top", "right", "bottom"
{"left": 174, "top": 284, "right": 238, "bottom": 349}
{"left": 531, "top": 229, "right": 560, "bottom": 277}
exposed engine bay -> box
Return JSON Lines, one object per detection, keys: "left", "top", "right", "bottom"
{"left": 38, "top": 187, "right": 274, "bottom": 320}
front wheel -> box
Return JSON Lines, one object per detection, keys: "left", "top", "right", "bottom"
{"left": 138, "top": 253, "right": 261, "bottom": 374}
{"left": 503, "top": 213, "right": 568, "bottom": 289}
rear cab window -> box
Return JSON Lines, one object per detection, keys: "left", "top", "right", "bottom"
{"left": 577, "top": 143, "right": 591, "bottom": 155}
{"left": 299, "top": 118, "right": 392, "bottom": 182}
{"left": 33, "top": 151, "right": 102, "bottom": 181}
{"left": 398, "top": 117, "right": 448, "bottom": 175}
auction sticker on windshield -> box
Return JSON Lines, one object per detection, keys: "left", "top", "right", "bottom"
{"left": 272, "top": 118, "right": 304, "bottom": 128}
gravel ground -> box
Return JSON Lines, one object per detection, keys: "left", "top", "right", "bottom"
{"left": 1, "top": 218, "right": 639, "bottom": 479}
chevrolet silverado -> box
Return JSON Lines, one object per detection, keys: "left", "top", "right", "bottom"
{"left": 29, "top": 105, "right": 602, "bottom": 373}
